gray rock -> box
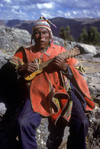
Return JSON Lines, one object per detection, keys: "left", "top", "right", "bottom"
{"left": 86, "top": 72, "right": 100, "bottom": 97}
{"left": 0, "top": 26, "right": 31, "bottom": 53}
{"left": 94, "top": 97, "right": 100, "bottom": 105}
{"left": 0, "top": 103, "right": 7, "bottom": 116}
{"left": 87, "top": 106, "right": 100, "bottom": 149}
{"left": 53, "top": 36, "right": 64, "bottom": 47}
{"left": 36, "top": 118, "right": 69, "bottom": 149}
{"left": 77, "top": 43, "right": 97, "bottom": 54}
{"left": 60, "top": 40, "right": 97, "bottom": 55}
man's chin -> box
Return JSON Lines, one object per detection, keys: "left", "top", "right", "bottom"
{"left": 38, "top": 45, "right": 46, "bottom": 50}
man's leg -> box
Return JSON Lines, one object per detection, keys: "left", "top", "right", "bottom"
{"left": 17, "top": 99, "right": 41, "bottom": 149}
{"left": 67, "top": 91, "right": 89, "bottom": 149}
{"left": 47, "top": 118, "right": 65, "bottom": 149}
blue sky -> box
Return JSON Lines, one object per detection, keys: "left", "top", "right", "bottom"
{"left": 0, "top": 0, "right": 100, "bottom": 20}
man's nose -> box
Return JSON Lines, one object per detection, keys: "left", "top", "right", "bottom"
{"left": 39, "top": 32, "right": 44, "bottom": 38}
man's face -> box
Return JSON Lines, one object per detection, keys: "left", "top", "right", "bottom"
{"left": 33, "top": 28, "right": 50, "bottom": 50}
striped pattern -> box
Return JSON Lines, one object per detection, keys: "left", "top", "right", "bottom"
{"left": 32, "top": 20, "right": 50, "bottom": 30}
{"left": 63, "top": 100, "right": 73, "bottom": 122}
{"left": 9, "top": 56, "right": 23, "bottom": 67}
{"left": 60, "top": 72, "right": 71, "bottom": 92}
{"left": 74, "top": 62, "right": 86, "bottom": 80}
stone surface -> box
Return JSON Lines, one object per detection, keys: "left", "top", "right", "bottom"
{"left": 0, "top": 26, "right": 31, "bottom": 53}
{"left": 65, "top": 41, "right": 97, "bottom": 55}
{"left": 77, "top": 43, "right": 97, "bottom": 54}
{"left": 0, "top": 103, "right": 7, "bottom": 116}
{"left": 86, "top": 106, "right": 100, "bottom": 149}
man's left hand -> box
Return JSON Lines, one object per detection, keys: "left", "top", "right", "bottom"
{"left": 52, "top": 56, "right": 68, "bottom": 72}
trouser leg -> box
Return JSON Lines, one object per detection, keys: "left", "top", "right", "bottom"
{"left": 47, "top": 118, "right": 65, "bottom": 149}
{"left": 17, "top": 99, "right": 41, "bottom": 149}
{"left": 67, "top": 91, "right": 89, "bottom": 149}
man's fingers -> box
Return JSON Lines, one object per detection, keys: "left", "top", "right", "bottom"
{"left": 19, "top": 62, "right": 38, "bottom": 74}
{"left": 27, "top": 63, "right": 38, "bottom": 72}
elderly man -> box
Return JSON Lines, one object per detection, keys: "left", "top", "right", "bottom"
{"left": 9, "top": 16, "right": 95, "bottom": 149}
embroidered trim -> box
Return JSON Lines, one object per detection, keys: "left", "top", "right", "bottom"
{"left": 9, "top": 56, "right": 23, "bottom": 67}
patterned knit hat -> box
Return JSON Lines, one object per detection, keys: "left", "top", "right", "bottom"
{"left": 31, "top": 16, "right": 57, "bottom": 44}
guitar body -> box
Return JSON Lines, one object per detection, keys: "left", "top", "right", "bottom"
{"left": 23, "top": 58, "right": 43, "bottom": 81}
{"left": 24, "top": 69, "right": 43, "bottom": 81}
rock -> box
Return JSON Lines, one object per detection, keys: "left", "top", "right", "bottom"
{"left": 12, "top": 28, "right": 31, "bottom": 45}
{"left": 86, "top": 72, "right": 100, "bottom": 97}
{"left": 94, "top": 53, "right": 100, "bottom": 57}
{"left": 77, "top": 43, "right": 97, "bottom": 54}
{"left": 0, "top": 50, "right": 10, "bottom": 68}
{"left": 53, "top": 36, "right": 64, "bottom": 47}
{"left": 0, "top": 26, "right": 31, "bottom": 53}
{"left": 94, "top": 96, "right": 100, "bottom": 106}
{"left": 64, "top": 41, "right": 97, "bottom": 55}
{"left": 36, "top": 118, "right": 69, "bottom": 149}
{"left": 65, "top": 41, "right": 77, "bottom": 50}
{"left": 86, "top": 106, "right": 100, "bottom": 149}
{"left": 0, "top": 103, "right": 7, "bottom": 117}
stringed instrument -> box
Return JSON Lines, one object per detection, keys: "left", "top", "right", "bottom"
{"left": 24, "top": 47, "right": 80, "bottom": 81}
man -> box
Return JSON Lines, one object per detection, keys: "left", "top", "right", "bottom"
{"left": 9, "top": 16, "right": 95, "bottom": 149}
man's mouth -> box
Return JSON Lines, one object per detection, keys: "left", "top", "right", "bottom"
{"left": 39, "top": 41, "right": 45, "bottom": 44}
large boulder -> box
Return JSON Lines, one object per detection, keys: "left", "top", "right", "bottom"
{"left": 0, "top": 26, "right": 31, "bottom": 53}
{"left": 77, "top": 43, "right": 97, "bottom": 54}
{"left": 64, "top": 41, "right": 97, "bottom": 55}
{"left": 52, "top": 37, "right": 97, "bottom": 55}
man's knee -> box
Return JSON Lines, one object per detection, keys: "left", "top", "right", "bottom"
{"left": 17, "top": 117, "right": 29, "bottom": 129}
{"left": 17, "top": 113, "right": 41, "bottom": 129}
{"left": 81, "top": 114, "right": 89, "bottom": 128}
{"left": 70, "top": 114, "right": 89, "bottom": 134}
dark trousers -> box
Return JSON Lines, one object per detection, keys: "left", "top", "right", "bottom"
{"left": 17, "top": 92, "right": 89, "bottom": 149}
{"left": 17, "top": 99, "right": 41, "bottom": 149}
{"left": 67, "top": 90, "right": 89, "bottom": 149}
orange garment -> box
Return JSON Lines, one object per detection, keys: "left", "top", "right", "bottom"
{"left": 10, "top": 44, "right": 95, "bottom": 126}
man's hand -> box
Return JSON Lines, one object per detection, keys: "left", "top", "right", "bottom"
{"left": 52, "top": 56, "right": 68, "bottom": 72}
{"left": 18, "top": 62, "right": 38, "bottom": 76}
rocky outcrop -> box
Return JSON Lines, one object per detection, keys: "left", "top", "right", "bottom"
{"left": 53, "top": 36, "right": 97, "bottom": 55}
{"left": 0, "top": 26, "right": 31, "bottom": 53}
{"left": 0, "top": 26, "right": 31, "bottom": 68}
{"left": 0, "top": 27, "right": 100, "bottom": 149}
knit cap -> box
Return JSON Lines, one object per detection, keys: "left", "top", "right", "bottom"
{"left": 31, "top": 16, "right": 56, "bottom": 44}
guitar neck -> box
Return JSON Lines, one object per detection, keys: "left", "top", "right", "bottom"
{"left": 39, "top": 47, "right": 80, "bottom": 70}
{"left": 39, "top": 58, "right": 53, "bottom": 70}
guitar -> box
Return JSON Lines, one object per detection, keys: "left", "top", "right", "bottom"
{"left": 24, "top": 47, "right": 80, "bottom": 81}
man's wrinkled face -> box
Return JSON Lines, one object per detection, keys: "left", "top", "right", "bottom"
{"left": 33, "top": 28, "right": 50, "bottom": 50}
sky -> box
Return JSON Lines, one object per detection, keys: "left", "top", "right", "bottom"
{"left": 0, "top": 0, "right": 100, "bottom": 20}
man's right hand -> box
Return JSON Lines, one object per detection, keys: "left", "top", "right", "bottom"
{"left": 18, "top": 62, "right": 38, "bottom": 76}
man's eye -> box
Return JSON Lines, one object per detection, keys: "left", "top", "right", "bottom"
{"left": 43, "top": 31, "right": 47, "bottom": 34}
{"left": 35, "top": 31, "right": 39, "bottom": 34}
